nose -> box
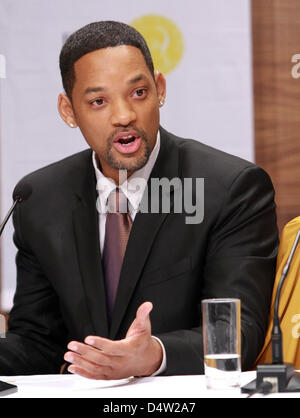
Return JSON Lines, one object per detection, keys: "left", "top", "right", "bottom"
{"left": 110, "top": 99, "right": 137, "bottom": 127}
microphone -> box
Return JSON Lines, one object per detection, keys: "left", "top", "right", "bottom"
{"left": 272, "top": 230, "right": 300, "bottom": 365}
{"left": 0, "top": 182, "right": 32, "bottom": 236}
{"left": 242, "top": 230, "right": 300, "bottom": 394}
{"left": 0, "top": 181, "right": 32, "bottom": 396}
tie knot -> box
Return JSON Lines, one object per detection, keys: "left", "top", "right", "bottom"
{"left": 107, "top": 188, "right": 129, "bottom": 214}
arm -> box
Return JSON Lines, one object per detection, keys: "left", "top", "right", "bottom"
{"left": 157, "top": 165, "right": 278, "bottom": 374}
{"left": 0, "top": 205, "right": 68, "bottom": 375}
{"left": 65, "top": 165, "right": 278, "bottom": 378}
{"left": 64, "top": 302, "right": 163, "bottom": 379}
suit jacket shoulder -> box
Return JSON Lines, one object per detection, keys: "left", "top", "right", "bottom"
{"left": 16, "top": 148, "right": 93, "bottom": 199}
{"left": 159, "top": 127, "right": 273, "bottom": 199}
{"left": 13, "top": 148, "right": 95, "bottom": 248}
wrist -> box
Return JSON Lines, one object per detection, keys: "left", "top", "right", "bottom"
{"left": 143, "top": 336, "right": 163, "bottom": 376}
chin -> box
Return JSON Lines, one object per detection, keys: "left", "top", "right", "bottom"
{"left": 108, "top": 146, "right": 150, "bottom": 173}
{"left": 112, "top": 156, "right": 148, "bottom": 173}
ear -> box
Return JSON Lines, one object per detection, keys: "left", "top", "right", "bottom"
{"left": 57, "top": 93, "right": 78, "bottom": 128}
{"left": 154, "top": 71, "right": 167, "bottom": 107}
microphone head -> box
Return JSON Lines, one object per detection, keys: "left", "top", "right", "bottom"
{"left": 13, "top": 182, "right": 33, "bottom": 202}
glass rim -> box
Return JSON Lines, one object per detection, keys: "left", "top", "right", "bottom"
{"left": 201, "top": 298, "right": 241, "bottom": 304}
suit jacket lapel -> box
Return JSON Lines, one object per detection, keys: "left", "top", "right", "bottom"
{"left": 109, "top": 128, "right": 180, "bottom": 338}
{"left": 72, "top": 153, "right": 109, "bottom": 338}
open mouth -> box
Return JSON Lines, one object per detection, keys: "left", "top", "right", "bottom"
{"left": 117, "top": 135, "right": 137, "bottom": 146}
{"left": 113, "top": 132, "right": 142, "bottom": 154}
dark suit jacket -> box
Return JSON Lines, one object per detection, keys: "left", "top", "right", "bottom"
{"left": 0, "top": 127, "right": 278, "bottom": 375}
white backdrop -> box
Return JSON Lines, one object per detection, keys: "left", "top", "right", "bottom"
{"left": 0, "top": 0, "right": 254, "bottom": 311}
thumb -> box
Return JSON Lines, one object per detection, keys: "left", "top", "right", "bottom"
{"left": 126, "top": 302, "right": 153, "bottom": 338}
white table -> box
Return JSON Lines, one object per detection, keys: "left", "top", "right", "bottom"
{"left": 0, "top": 371, "right": 299, "bottom": 398}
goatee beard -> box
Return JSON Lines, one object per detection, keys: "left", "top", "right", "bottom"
{"left": 105, "top": 127, "right": 151, "bottom": 172}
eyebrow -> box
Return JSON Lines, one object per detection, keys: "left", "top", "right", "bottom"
{"left": 128, "top": 74, "right": 147, "bottom": 84}
{"left": 83, "top": 74, "right": 148, "bottom": 96}
{"left": 84, "top": 86, "right": 105, "bottom": 95}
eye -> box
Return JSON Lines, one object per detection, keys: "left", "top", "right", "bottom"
{"left": 134, "top": 88, "right": 147, "bottom": 98}
{"left": 91, "top": 98, "right": 104, "bottom": 107}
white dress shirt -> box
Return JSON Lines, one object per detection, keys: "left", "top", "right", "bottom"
{"left": 92, "top": 132, "right": 166, "bottom": 376}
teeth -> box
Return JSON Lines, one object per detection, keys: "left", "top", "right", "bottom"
{"left": 118, "top": 135, "right": 135, "bottom": 145}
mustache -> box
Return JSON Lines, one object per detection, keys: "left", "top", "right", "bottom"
{"left": 107, "top": 126, "right": 148, "bottom": 145}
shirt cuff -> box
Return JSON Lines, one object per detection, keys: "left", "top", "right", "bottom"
{"left": 150, "top": 336, "right": 167, "bottom": 376}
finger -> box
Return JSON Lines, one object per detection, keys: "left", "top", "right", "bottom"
{"left": 68, "top": 364, "right": 110, "bottom": 380}
{"left": 84, "top": 336, "right": 125, "bottom": 356}
{"left": 136, "top": 301, "right": 153, "bottom": 324}
{"left": 64, "top": 351, "right": 112, "bottom": 376}
{"left": 67, "top": 342, "right": 112, "bottom": 366}
{"left": 126, "top": 302, "right": 153, "bottom": 338}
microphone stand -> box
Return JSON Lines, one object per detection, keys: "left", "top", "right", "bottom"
{"left": 242, "top": 230, "right": 300, "bottom": 394}
{"left": 0, "top": 67, "right": 18, "bottom": 396}
{"left": 271, "top": 230, "right": 300, "bottom": 366}
{"left": 0, "top": 196, "right": 23, "bottom": 396}
{"left": 0, "top": 198, "right": 19, "bottom": 236}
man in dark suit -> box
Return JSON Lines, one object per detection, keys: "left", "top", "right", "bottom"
{"left": 0, "top": 21, "right": 278, "bottom": 378}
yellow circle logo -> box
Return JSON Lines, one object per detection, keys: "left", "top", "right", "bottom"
{"left": 131, "top": 14, "right": 184, "bottom": 74}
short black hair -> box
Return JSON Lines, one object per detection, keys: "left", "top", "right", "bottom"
{"left": 59, "top": 21, "right": 154, "bottom": 98}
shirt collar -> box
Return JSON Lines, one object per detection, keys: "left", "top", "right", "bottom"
{"left": 93, "top": 131, "right": 161, "bottom": 214}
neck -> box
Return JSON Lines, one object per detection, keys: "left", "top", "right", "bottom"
{"left": 99, "top": 163, "right": 133, "bottom": 186}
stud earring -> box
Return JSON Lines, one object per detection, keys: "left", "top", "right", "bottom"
{"left": 69, "top": 122, "right": 75, "bottom": 128}
{"left": 159, "top": 98, "right": 165, "bottom": 106}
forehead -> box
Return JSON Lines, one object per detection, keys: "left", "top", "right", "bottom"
{"left": 73, "top": 45, "right": 152, "bottom": 90}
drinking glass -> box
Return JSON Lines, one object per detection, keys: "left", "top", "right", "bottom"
{"left": 202, "top": 298, "right": 241, "bottom": 390}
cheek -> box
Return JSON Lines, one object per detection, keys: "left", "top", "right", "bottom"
{"left": 77, "top": 123, "right": 107, "bottom": 153}
{"left": 143, "top": 105, "right": 160, "bottom": 137}
{"left": 73, "top": 108, "right": 108, "bottom": 147}
{"left": 137, "top": 98, "right": 159, "bottom": 123}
